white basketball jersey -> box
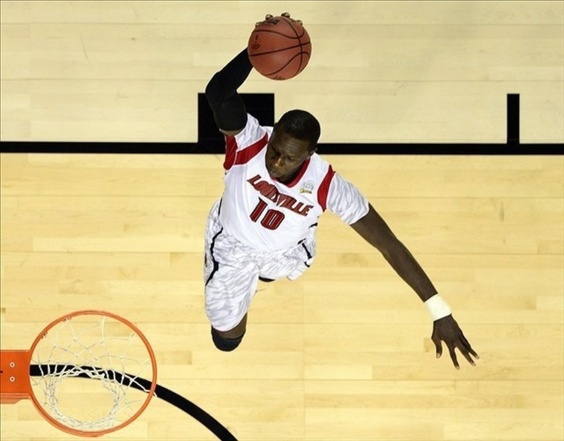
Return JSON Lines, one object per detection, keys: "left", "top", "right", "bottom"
{"left": 219, "top": 114, "right": 369, "bottom": 251}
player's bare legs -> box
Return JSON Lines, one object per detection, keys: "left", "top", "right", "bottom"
{"left": 211, "top": 314, "right": 247, "bottom": 351}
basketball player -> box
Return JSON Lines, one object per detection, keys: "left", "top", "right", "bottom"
{"left": 204, "top": 13, "right": 479, "bottom": 369}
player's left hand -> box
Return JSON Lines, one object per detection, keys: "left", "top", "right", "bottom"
{"left": 281, "top": 12, "right": 303, "bottom": 25}
{"left": 256, "top": 12, "right": 303, "bottom": 27}
{"left": 431, "top": 315, "right": 479, "bottom": 369}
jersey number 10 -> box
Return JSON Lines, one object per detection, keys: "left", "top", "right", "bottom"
{"left": 249, "top": 198, "right": 285, "bottom": 230}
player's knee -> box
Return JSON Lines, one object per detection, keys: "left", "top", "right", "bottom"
{"left": 211, "top": 327, "right": 245, "bottom": 352}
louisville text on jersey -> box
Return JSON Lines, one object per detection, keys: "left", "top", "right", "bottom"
{"left": 247, "top": 174, "right": 314, "bottom": 216}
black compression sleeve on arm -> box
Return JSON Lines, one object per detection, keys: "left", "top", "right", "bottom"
{"left": 205, "top": 48, "right": 253, "bottom": 131}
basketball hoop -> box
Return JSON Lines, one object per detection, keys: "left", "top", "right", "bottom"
{"left": 1, "top": 310, "right": 158, "bottom": 437}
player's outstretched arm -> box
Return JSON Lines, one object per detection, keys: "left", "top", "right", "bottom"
{"left": 350, "top": 204, "right": 479, "bottom": 369}
{"left": 205, "top": 13, "right": 301, "bottom": 135}
{"left": 205, "top": 48, "right": 252, "bottom": 135}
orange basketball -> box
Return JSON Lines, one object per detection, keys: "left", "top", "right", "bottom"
{"left": 247, "top": 16, "right": 312, "bottom": 80}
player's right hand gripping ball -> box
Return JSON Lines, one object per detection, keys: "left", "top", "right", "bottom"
{"left": 248, "top": 14, "right": 311, "bottom": 80}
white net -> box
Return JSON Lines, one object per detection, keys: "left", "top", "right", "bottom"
{"left": 30, "top": 313, "right": 156, "bottom": 433}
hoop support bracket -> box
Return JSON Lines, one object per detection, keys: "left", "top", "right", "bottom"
{"left": 0, "top": 350, "right": 32, "bottom": 404}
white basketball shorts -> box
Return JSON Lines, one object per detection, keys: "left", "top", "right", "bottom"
{"left": 204, "top": 199, "right": 316, "bottom": 332}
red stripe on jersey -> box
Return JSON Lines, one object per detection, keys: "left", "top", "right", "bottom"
{"left": 223, "top": 135, "right": 237, "bottom": 170}
{"left": 234, "top": 133, "right": 269, "bottom": 166}
{"left": 317, "top": 165, "right": 335, "bottom": 211}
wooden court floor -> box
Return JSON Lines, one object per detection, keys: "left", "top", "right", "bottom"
{"left": 1, "top": 2, "right": 563, "bottom": 441}
{"left": 1, "top": 153, "right": 563, "bottom": 441}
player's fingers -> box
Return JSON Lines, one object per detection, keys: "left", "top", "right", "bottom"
{"left": 460, "top": 334, "right": 480, "bottom": 359}
{"left": 448, "top": 345, "right": 460, "bottom": 370}
{"left": 460, "top": 333, "right": 471, "bottom": 347}
{"left": 280, "top": 12, "right": 302, "bottom": 25}
{"left": 459, "top": 347, "right": 477, "bottom": 366}
{"left": 256, "top": 15, "right": 274, "bottom": 27}
{"left": 433, "top": 337, "right": 443, "bottom": 359}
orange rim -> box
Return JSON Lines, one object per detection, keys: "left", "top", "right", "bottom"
{"left": 27, "top": 310, "right": 158, "bottom": 437}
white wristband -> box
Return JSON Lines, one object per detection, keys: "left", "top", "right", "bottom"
{"left": 425, "top": 294, "right": 452, "bottom": 321}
